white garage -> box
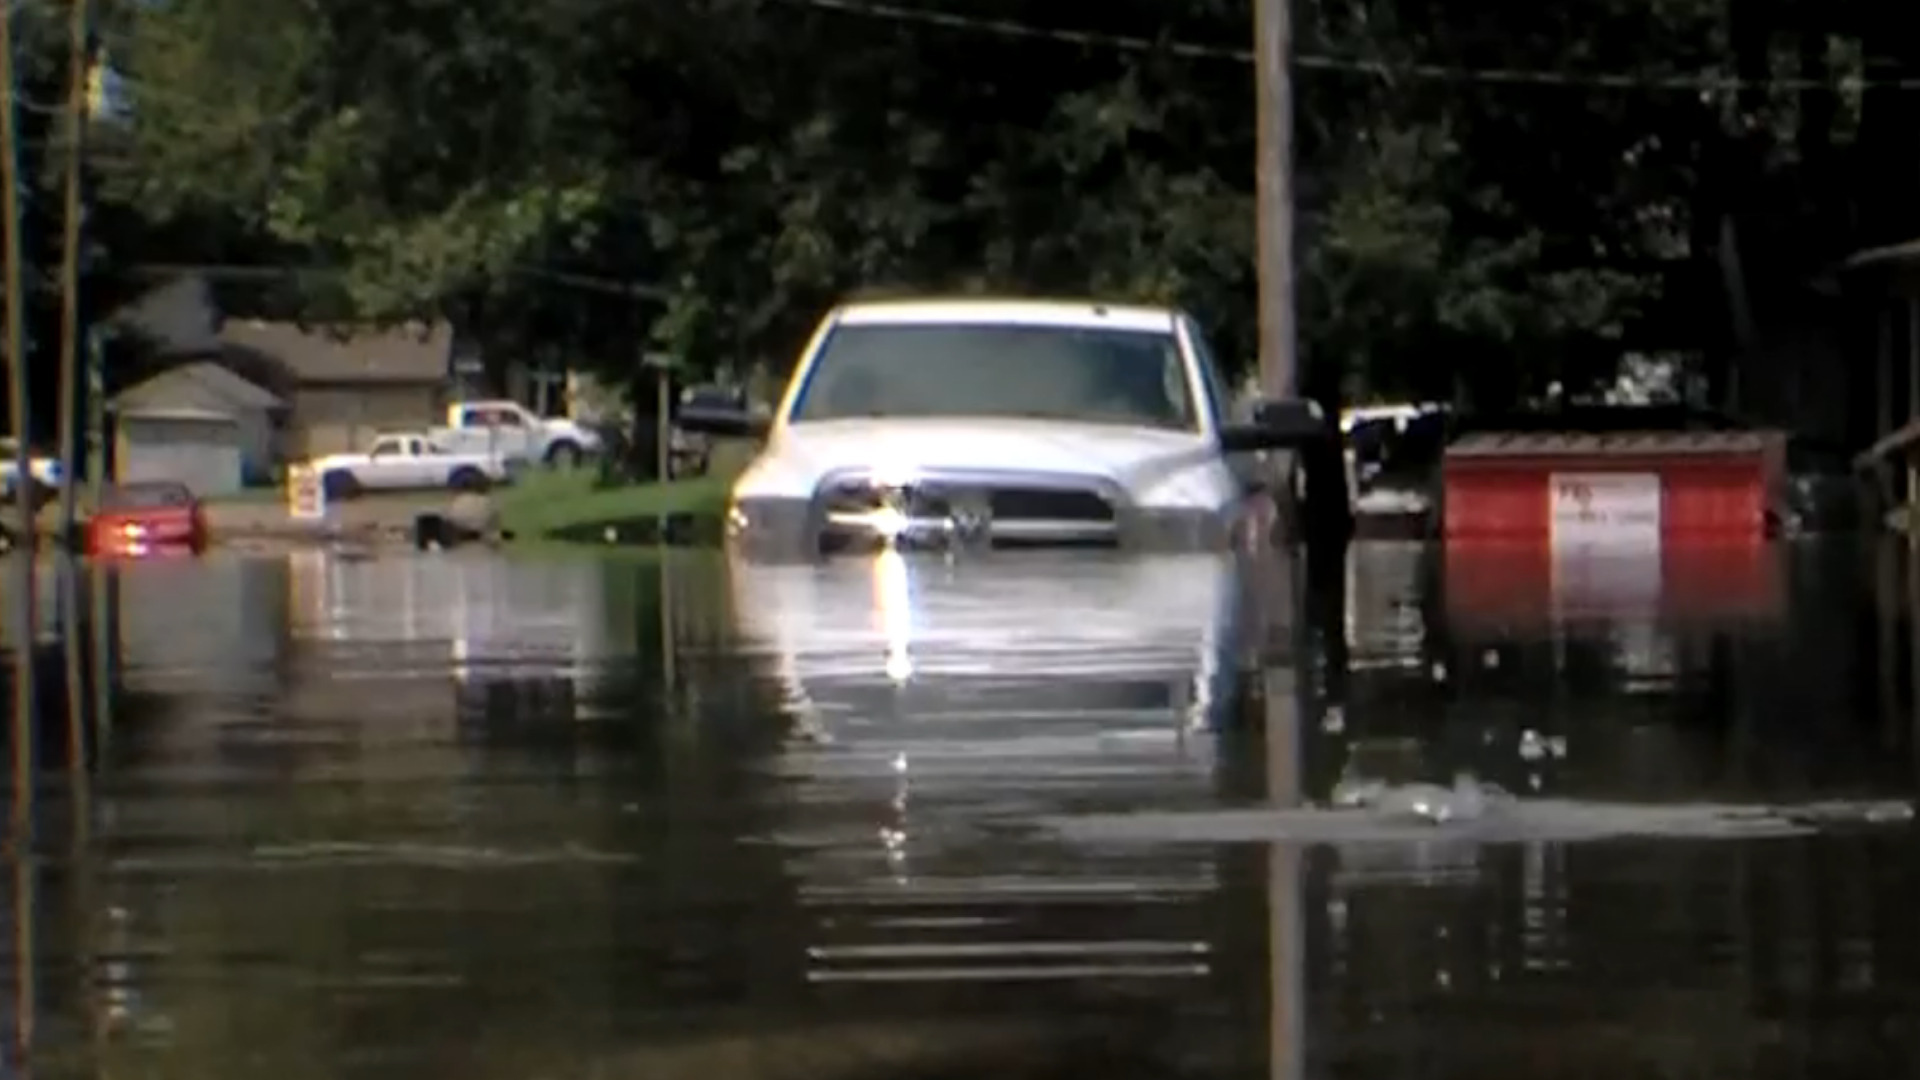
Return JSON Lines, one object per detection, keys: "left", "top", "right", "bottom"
{"left": 114, "top": 407, "right": 245, "bottom": 497}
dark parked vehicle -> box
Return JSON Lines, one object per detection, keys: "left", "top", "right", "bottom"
{"left": 596, "top": 384, "right": 758, "bottom": 484}
{"left": 672, "top": 385, "right": 755, "bottom": 477}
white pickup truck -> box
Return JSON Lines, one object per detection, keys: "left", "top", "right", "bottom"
{"left": 429, "top": 399, "right": 600, "bottom": 466}
{"left": 682, "top": 296, "right": 1327, "bottom": 558}
{"left": 309, "top": 432, "right": 513, "bottom": 499}
{"left": 0, "top": 437, "right": 61, "bottom": 504}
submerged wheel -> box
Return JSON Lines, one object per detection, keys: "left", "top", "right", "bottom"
{"left": 322, "top": 470, "right": 360, "bottom": 499}
{"left": 448, "top": 466, "right": 490, "bottom": 493}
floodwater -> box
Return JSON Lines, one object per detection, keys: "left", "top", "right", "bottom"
{"left": 0, "top": 539, "right": 1917, "bottom": 1078}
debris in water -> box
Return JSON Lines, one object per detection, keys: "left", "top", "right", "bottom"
{"left": 1039, "top": 797, "right": 1916, "bottom": 847}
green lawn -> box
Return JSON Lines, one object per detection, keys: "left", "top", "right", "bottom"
{"left": 496, "top": 465, "right": 737, "bottom": 542}
{"left": 498, "top": 438, "right": 759, "bottom": 542}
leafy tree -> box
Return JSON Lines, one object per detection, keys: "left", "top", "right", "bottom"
{"left": 97, "top": 0, "right": 1873, "bottom": 410}
{"left": 113, "top": 0, "right": 608, "bottom": 320}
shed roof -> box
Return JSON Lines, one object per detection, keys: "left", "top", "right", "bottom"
{"left": 115, "top": 406, "right": 239, "bottom": 424}
{"left": 110, "top": 360, "right": 284, "bottom": 415}
{"left": 1446, "top": 431, "right": 1777, "bottom": 458}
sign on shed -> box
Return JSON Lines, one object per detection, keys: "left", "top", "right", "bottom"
{"left": 1548, "top": 472, "right": 1661, "bottom": 547}
{"left": 286, "top": 463, "right": 326, "bottom": 520}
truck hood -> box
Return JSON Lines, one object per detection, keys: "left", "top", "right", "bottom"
{"left": 735, "top": 418, "right": 1231, "bottom": 507}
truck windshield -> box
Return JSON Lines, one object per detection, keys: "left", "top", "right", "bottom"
{"left": 788, "top": 323, "right": 1198, "bottom": 431}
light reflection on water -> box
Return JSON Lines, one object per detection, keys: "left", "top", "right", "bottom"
{"left": 732, "top": 551, "right": 1239, "bottom": 989}
{"left": 0, "top": 542, "right": 1911, "bottom": 1078}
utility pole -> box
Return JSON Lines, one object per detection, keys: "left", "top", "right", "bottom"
{"left": 1255, "top": 0, "right": 1296, "bottom": 404}
{"left": 1255, "top": 0, "right": 1351, "bottom": 548}
{"left": 55, "top": 0, "right": 90, "bottom": 542}
{"left": 1254, "top": 0, "right": 1303, "bottom": 546}
{"left": 0, "top": 0, "right": 32, "bottom": 548}
{"left": 1255, "top": 5, "right": 1307, "bottom": 1080}
{"left": 1, "top": 14, "right": 38, "bottom": 1060}
{"left": 57, "top": 0, "right": 92, "bottom": 875}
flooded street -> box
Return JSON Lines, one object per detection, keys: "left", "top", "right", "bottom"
{"left": 3, "top": 541, "right": 1920, "bottom": 1079}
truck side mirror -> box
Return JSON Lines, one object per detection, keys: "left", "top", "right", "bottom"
{"left": 1218, "top": 398, "right": 1332, "bottom": 452}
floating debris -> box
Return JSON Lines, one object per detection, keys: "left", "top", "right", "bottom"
{"left": 1039, "top": 797, "right": 1917, "bottom": 846}
{"left": 1331, "top": 772, "right": 1513, "bottom": 824}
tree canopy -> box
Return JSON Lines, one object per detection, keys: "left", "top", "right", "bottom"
{"left": 58, "top": 0, "right": 1900, "bottom": 405}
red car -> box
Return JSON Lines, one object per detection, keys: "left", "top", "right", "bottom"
{"left": 86, "top": 481, "right": 209, "bottom": 557}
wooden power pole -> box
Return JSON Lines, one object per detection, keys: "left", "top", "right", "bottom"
{"left": 2, "top": 10, "right": 41, "bottom": 1048}
{"left": 55, "top": 0, "right": 91, "bottom": 542}
{"left": 1255, "top": 5, "right": 1308, "bottom": 1080}
{"left": 1255, "top": 0, "right": 1296, "bottom": 403}
{"left": 1255, "top": 0, "right": 1351, "bottom": 546}
{"left": 58, "top": 0, "right": 93, "bottom": 843}
{"left": 0, "top": 0, "right": 32, "bottom": 547}
{"left": 1254, "top": 0, "right": 1304, "bottom": 544}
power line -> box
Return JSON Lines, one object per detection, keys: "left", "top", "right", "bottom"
{"left": 121, "top": 261, "right": 671, "bottom": 300}
{"left": 84, "top": 0, "right": 1920, "bottom": 98}
{"left": 768, "top": 0, "right": 1920, "bottom": 93}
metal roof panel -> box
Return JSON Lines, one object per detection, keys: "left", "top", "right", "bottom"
{"left": 1445, "top": 430, "right": 1777, "bottom": 458}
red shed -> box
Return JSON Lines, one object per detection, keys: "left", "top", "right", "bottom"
{"left": 1441, "top": 431, "right": 1784, "bottom": 544}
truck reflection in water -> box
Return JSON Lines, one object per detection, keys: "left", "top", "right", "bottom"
{"left": 729, "top": 551, "right": 1246, "bottom": 985}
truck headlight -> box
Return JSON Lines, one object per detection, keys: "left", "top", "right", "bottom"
{"left": 725, "top": 496, "right": 812, "bottom": 557}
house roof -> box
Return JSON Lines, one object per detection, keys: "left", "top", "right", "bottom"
{"left": 218, "top": 319, "right": 452, "bottom": 385}
{"left": 109, "top": 360, "right": 285, "bottom": 416}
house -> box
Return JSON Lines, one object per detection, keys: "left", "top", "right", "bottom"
{"left": 106, "top": 277, "right": 459, "bottom": 474}
{"left": 219, "top": 318, "right": 455, "bottom": 458}
{"left": 108, "top": 361, "right": 285, "bottom": 495}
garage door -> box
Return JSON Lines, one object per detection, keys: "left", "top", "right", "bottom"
{"left": 120, "top": 415, "right": 243, "bottom": 497}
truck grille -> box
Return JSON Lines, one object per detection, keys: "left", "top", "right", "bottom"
{"left": 820, "top": 481, "right": 1116, "bottom": 522}
{"left": 987, "top": 487, "right": 1114, "bottom": 522}
{"left": 815, "top": 475, "right": 1120, "bottom": 553}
